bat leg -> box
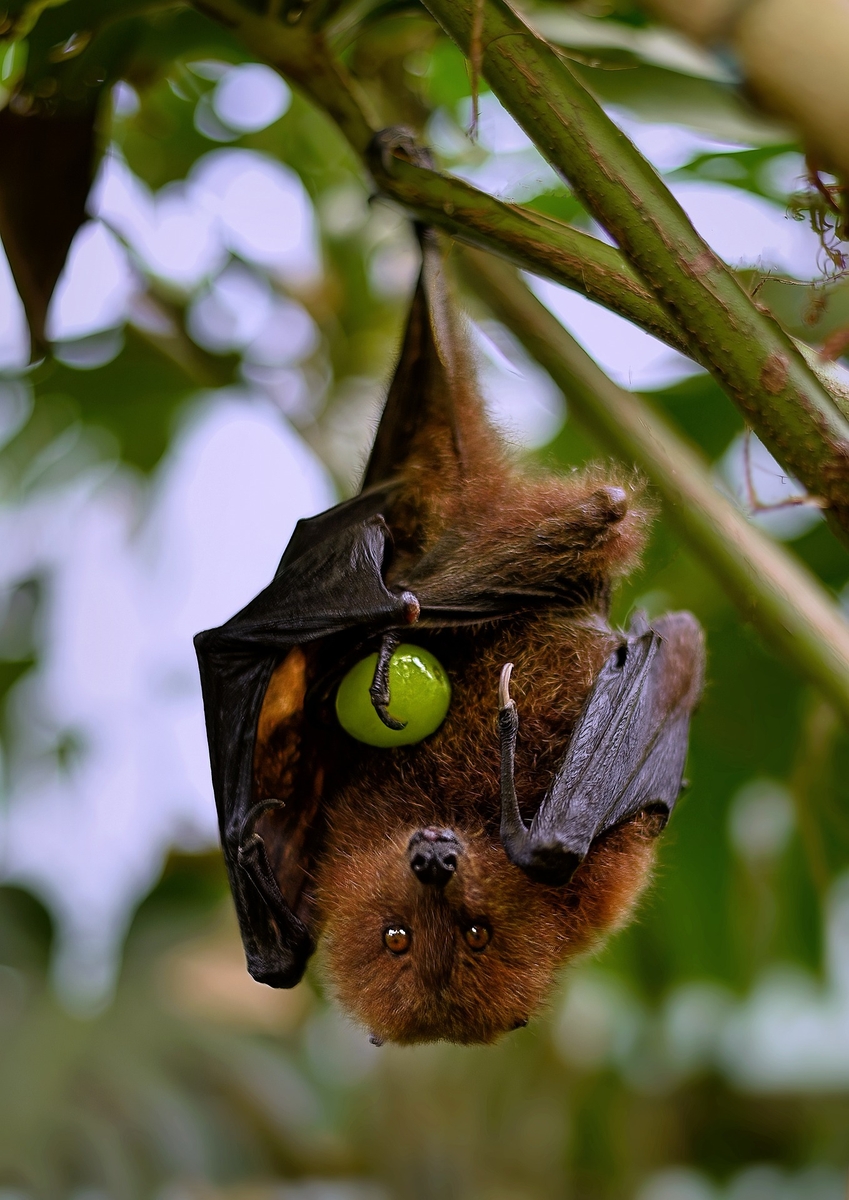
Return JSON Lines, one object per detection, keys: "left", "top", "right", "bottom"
{"left": 497, "top": 664, "right": 582, "bottom": 885}
{"left": 369, "top": 631, "right": 407, "bottom": 731}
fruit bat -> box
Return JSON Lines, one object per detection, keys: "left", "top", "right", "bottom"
{"left": 194, "top": 229, "right": 705, "bottom": 1045}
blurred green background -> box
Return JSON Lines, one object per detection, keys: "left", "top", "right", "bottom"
{"left": 1, "top": 1, "right": 849, "bottom": 1197}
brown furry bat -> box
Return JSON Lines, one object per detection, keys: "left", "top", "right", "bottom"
{"left": 195, "top": 229, "right": 704, "bottom": 1045}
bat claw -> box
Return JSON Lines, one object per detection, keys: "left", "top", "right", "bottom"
{"left": 238, "top": 798, "right": 286, "bottom": 844}
{"left": 498, "top": 663, "right": 514, "bottom": 710}
{"left": 367, "top": 127, "right": 436, "bottom": 175}
{"left": 370, "top": 632, "right": 405, "bottom": 729}
{"left": 374, "top": 702, "right": 407, "bottom": 731}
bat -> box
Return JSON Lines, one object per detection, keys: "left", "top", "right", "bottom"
{"left": 194, "top": 228, "right": 705, "bottom": 1045}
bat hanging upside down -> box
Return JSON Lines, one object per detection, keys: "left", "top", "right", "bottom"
{"left": 195, "top": 229, "right": 705, "bottom": 1045}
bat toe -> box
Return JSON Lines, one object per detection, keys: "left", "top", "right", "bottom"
{"left": 589, "top": 485, "right": 628, "bottom": 524}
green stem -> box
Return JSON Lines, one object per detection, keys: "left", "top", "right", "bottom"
{"left": 367, "top": 145, "right": 690, "bottom": 357}
{"left": 180, "top": 0, "right": 849, "bottom": 719}
{"left": 421, "top": 0, "right": 849, "bottom": 530}
{"left": 191, "top": 3, "right": 849, "bottom": 417}
{"left": 460, "top": 247, "right": 849, "bottom": 726}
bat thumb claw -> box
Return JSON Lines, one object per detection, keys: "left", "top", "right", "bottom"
{"left": 498, "top": 663, "right": 514, "bottom": 709}
{"left": 375, "top": 703, "right": 407, "bottom": 731}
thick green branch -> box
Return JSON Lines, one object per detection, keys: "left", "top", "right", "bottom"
{"left": 461, "top": 248, "right": 849, "bottom": 726}
{"left": 184, "top": 0, "right": 849, "bottom": 719}
{"left": 421, "top": 0, "right": 849, "bottom": 530}
{"left": 367, "top": 146, "right": 690, "bottom": 356}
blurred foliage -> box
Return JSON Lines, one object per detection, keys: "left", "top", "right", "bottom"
{"left": 0, "top": 0, "right": 849, "bottom": 1198}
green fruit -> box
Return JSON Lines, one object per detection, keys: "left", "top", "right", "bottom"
{"left": 335, "top": 644, "right": 451, "bottom": 747}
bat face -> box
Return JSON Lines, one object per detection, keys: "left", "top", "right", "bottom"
{"left": 316, "top": 817, "right": 662, "bottom": 1045}
{"left": 195, "top": 230, "right": 705, "bottom": 1044}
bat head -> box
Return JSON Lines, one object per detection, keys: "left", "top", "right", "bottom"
{"left": 315, "top": 813, "right": 662, "bottom": 1045}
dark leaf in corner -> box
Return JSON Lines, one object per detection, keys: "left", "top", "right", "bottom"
{"left": 0, "top": 103, "right": 100, "bottom": 355}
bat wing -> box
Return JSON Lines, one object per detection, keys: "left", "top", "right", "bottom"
{"left": 500, "top": 611, "right": 705, "bottom": 884}
{"left": 195, "top": 510, "right": 418, "bottom": 987}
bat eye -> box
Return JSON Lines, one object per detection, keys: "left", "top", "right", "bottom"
{"left": 464, "top": 923, "right": 491, "bottom": 951}
{"left": 384, "top": 926, "right": 411, "bottom": 954}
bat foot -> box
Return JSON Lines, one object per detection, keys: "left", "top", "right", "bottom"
{"left": 368, "top": 127, "right": 436, "bottom": 175}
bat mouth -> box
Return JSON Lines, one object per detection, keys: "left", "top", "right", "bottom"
{"left": 407, "top": 827, "right": 462, "bottom": 887}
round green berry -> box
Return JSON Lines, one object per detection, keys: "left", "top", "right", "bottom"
{"left": 335, "top": 644, "right": 451, "bottom": 747}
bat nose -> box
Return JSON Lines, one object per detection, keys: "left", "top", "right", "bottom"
{"left": 408, "top": 827, "right": 461, "bottom": 887}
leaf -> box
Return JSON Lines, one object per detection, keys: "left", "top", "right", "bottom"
{"left": 0, "top": 102, "right": 99, "bottom": 353}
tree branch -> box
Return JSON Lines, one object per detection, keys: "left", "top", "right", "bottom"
{"left": 459, "top": 247, "right": 849, "bottom": 726}
{"left": 366, "top": 139, "right": 690, "bottom": 357}
{"left": 421, "top": 0, "right": 849, "bottom": 533}
{"left": 193, "top": 0, "right": 379, "bottom": 153}
{"left": 186, "top": 0, "right": 849, "bottom": 718}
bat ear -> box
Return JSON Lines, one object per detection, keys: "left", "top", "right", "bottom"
{"left": 361, "top": 227, "right": 490, "bottom": 494}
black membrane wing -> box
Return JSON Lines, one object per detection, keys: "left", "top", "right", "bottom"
{"left": 500, "top": 611, "right": 705, "bottom": 884}
{"left": 195, "top": 513, "right": 417, "bottom": 987}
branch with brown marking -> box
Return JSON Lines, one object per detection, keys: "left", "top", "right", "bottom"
{"left": 419, "top": 0, "right": 849, "bottom": 537}
{"left": 459, "top": 247, "right": 849, "bottom": 727}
